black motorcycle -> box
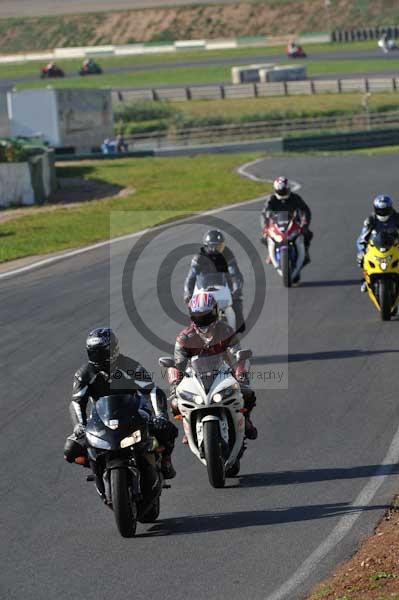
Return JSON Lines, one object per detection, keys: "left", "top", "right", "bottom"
{"left": 85, "top": 394, "right": 164, "bottom": 537}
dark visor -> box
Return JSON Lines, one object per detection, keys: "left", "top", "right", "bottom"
{"left": 191, "top": 312, "right": 216, "bottom": 327}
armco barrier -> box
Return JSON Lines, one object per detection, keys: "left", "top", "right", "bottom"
{"left": 282, "top": 128, "right": 399, "bottom": 152}
{"left": 0, "top": 33, "right": 330, "bottom": 65}
{"left": 113, "top": 77, "right": 399, "bottom": 104}
{"left": 332, "top": 26, "right": 399, "bottom": 43}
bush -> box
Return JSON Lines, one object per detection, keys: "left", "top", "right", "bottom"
{"left": 0, "top": 139, "right": 29, "bottom": 163}
{"left": 114, "top": 100, "right": 179, "bottom": 123}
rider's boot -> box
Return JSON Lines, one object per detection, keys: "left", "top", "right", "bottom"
{"left": 161, "top": 455, "right": 176, "bottom": 479}
{"left": 245, "top": 414, "right": 258, "bottom": 440}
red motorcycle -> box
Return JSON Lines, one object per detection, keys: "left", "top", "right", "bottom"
{"left": 263, "top": 210, "right": 306, "bottom": 287}
{"left": 40, "top": 63, "right": 65, "bottom": 79}
{"left": 287, "top": 45, "right": 307, "bottom": 58}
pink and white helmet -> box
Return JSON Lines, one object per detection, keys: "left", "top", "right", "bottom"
{"left": 273, "top": 176, "right": 291, "bottom": 199}
{"left": 189, "top": 292, "right": 218, "bottom": 331}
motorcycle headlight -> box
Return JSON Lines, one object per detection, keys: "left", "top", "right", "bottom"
{"left": 377, "top": 255, "right": 392, "bottom": 270}
{"left": 86, "top": 432, "right": 111, "bottom": 450}
{"left": 179, "top": 390, "right": 203, "bottom": 404}
{"left": 213, "top": 388, "right": 235, "bottom": 403}
{"left": 120, "top": 429, "right": 142, "bottom": 448}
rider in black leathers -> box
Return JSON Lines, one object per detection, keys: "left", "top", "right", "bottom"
{"left": 184, "top": 229, "right": 245, "bottom": 333}
{"left": 261, "top": 176, "right": 313, "bottom": 262}
{"left": 356, "top": 194, "right": 399, "bottom": 292}
{"left": 64, "top": 328, "right": 178, "bottom": 479}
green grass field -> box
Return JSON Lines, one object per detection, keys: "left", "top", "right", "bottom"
{"left": 15, "top": 57, "right": 399, "bottom": 91}
{"left": 0, "top": 154, "right": 269, "bottom": 263}
{"left": 0, "top": 39, "right": 381, "bottom": 80}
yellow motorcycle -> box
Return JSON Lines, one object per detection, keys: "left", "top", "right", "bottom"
{"left": 363, "top": 230, "right": 399, "bottom": 320}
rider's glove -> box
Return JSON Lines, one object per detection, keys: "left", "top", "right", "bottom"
{"left": 152, "top": 415, "right": 169, "bottom": 431}
{"left": 356, "top": 253, "right": 364, "bottom": 268}
{"left": 73, "top": 423, "right": 86, "bottom": 438}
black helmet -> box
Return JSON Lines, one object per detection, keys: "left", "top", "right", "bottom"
{"left": 203, "top": 229, "right": 225, "bottom": 255}
{"left": 86, "top": 328, "right": 119, "bottom": 371}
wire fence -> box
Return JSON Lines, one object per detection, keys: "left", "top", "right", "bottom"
{"left": 124, "top": 110, "right": 399, "bottom": 149}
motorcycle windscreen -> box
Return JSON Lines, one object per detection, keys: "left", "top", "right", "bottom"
{"left": 270, "top": 210, "right": 291, "bottom": 230}
{"left": 370, "top": 230, "right": 398, "bottom": 252}
{"left": 191, "top": 354, "right": 228, "bottom": 393}
{"left": 196, "top": 272, "right": 228, "bottom": 290}
{"left": 95, "top": 394, "right": 149, "bottom": 430}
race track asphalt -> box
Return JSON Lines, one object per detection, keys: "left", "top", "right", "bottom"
{"left": 1, "top": 154, "right": 399, "bottom": 600}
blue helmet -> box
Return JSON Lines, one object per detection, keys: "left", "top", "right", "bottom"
{"left": 373, "top": 195, "right": 393, "bottom": 221}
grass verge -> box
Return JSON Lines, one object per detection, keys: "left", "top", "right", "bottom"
{"left": 0, "top": 153, "right": 269, "bottom": 264}
{"left": 0, "top": 40, "right": 380, "bottom": 80}
{"left": 114, "top": 93, "right": 399, "bottom": 135}
{"left": 15, "top": 58, "right": 399, "bottom": 91}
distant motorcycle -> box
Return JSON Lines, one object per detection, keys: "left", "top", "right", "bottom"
{"left": 378, "top": 37, "right": 398, "bottom": 53}
{"left": 79, "top": 61, "right": 103, "bottom": 76}
{"left": 363, "top": 230, "right": 399, "bottom": 321}
{"left": 40, "top": 64, "right": 65, "bottom": 79}
{"left": 263, "top": 209, "right": 306, "bottom": 287}
{"left": 287, "top": 44, "right": 307, "bottom": 58}
{"left": 193, "top": 272, "right": 236, "bottom": 331}
{"left": 84, "top": 393, "right": 164, "bottom": 537}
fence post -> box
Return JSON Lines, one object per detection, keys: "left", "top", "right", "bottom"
{"left": 220, "top": 85, "right": 225, "bottom": 99}
{"left": 393, "top": 77, "right": 397, "bottom": 92}
{"left": 151, "top": 88, "right": 158, "bottom": 101}
{"left": 253, "top": 83, "right": 258, "bottom": 98}
{"left": 283, "top": 81, "right": 288, "bottom": 96}
{"left": 310, "top": 80, "right": 315, "bottom": 94}
{"left": 337, "top": 79, "right": 342, "bottom": 93}
{"left": 364, "top": 78, "right": 369, "bottom": 92}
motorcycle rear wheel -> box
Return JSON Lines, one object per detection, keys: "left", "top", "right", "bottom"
{"left": 203, "top": 420, "right": 225, "bottom": 488}
{"left": 111, "top": 468, "right": 137, "bottom": 537}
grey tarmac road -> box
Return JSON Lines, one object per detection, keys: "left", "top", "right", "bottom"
{"left": 1, "top": 154, "right": 399, "bottom": 600}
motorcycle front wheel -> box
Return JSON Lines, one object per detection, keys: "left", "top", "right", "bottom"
{"left": 378, "top": 279, "right": 392, "bottom": 321}
{"left": 281, "top": 247, "right": 291, "bottom": 288}
{"left": 203, "top": 420, "right": 225, "bottom": 488}
{"left": 111, "top": 468, "right": 137, "bottom": 537}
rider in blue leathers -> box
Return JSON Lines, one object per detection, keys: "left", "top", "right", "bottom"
{"left": 356, "top": 195, "right": 399, "bottom": 291}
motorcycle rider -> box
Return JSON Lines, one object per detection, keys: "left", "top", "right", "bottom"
{"left": 184, "top": 229, "right": 245, "bottom": 333}
{"left": 64, "top": 328, "right": 178, "bottom": 479}
{"left": 261, "top": 176, "right": 313, "bottom": 269}
{"left": 356, "top": 194, "right": 399, "bottom": 292}
{"left": 168, "top": 292, "right": 258, "bottom": 440}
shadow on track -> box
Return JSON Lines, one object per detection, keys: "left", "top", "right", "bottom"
{"left": 300, "top": 279, "right": 360, "bottom": 288}
{"left": 138, "top": 502, "right": 389, "bottom": 537}
{"left": 238, "top": 463, "right": 399, "bottom": 488}
{"left": 252, "top": 349, "right": 399, "bottom": 364}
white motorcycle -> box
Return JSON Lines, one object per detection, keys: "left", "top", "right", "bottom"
{"left": 159, "top": 349, "right": 252, "bottom": 488}
{"left": 378, "top": 37, "right": 398, "bottom": 53}
{"left": 193, "top": 272, "right": 236, "bottom": 331}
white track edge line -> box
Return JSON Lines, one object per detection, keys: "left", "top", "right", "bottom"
{"left": 268, "top": 422, "right": 399, "bottom": 600}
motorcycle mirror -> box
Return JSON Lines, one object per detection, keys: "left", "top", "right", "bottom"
{"left": 235, "top": 349, "right": 253, "bottom": 362}
{"left": 158, "top": 356, "right": 175, "bottom": 368}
